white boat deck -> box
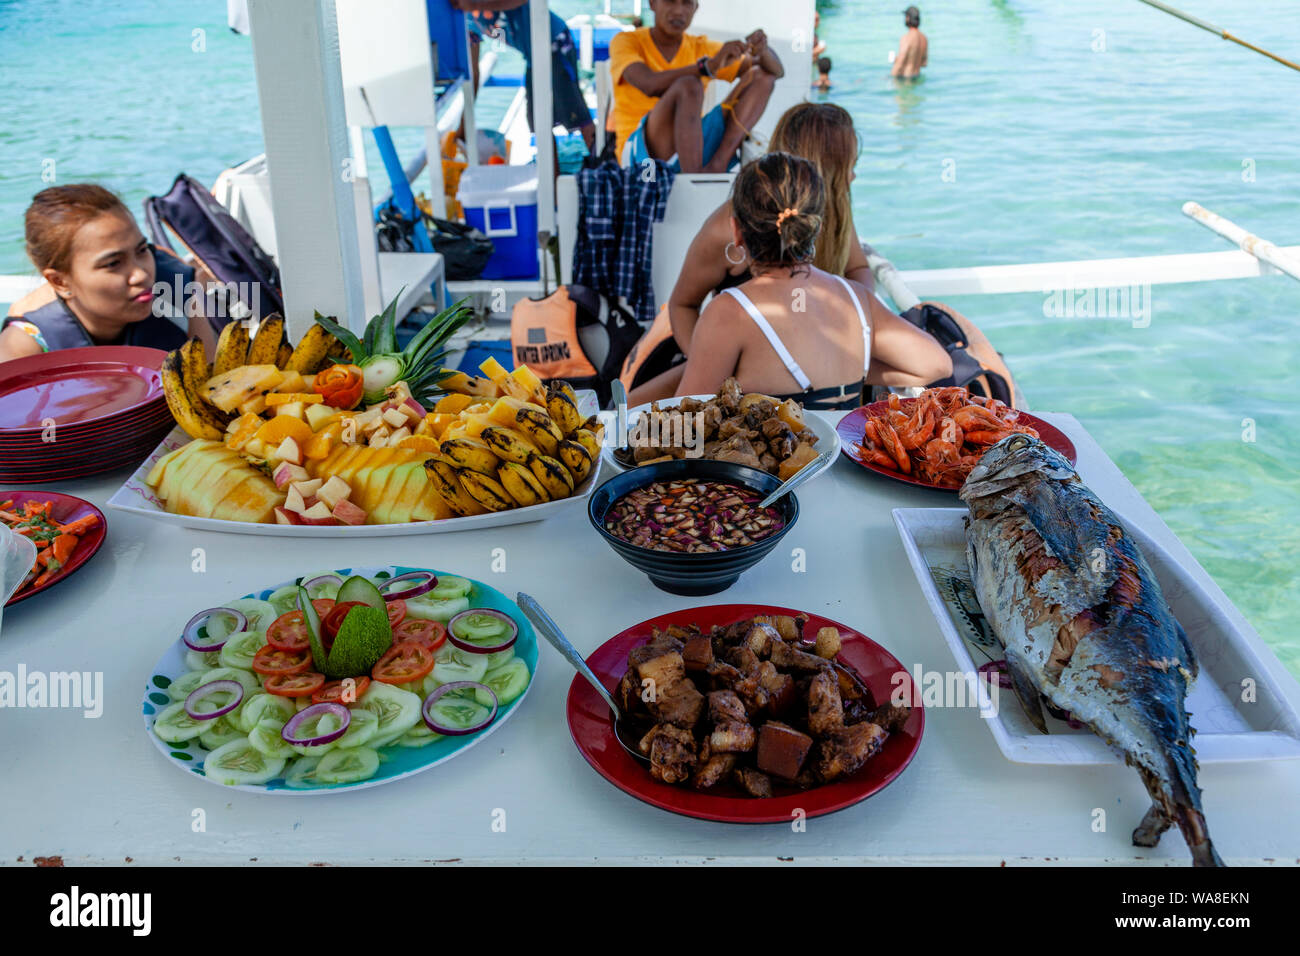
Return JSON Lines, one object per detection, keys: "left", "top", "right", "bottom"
{"left": 2, "top": 411, "right": 1297, "bottom": 865}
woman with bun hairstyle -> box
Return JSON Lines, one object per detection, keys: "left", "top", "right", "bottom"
{"left": 674, "top": 152, "right": 950, "bottom": 406}
{"left": 0, "top": 184, "right": 211, "bottom": 363}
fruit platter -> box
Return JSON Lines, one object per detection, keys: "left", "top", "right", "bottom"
{"left": 142, "top": 565, "right": 538, "bottom": 793}
{"left": 108, "top": 298, "right": 603, "bottom": 536}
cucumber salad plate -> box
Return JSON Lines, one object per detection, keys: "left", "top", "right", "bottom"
{"left": 141, "top": 565, "right": 537, "bottom": 794}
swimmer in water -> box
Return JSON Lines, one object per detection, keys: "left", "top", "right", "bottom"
{"left": 891, "top": 6, "right": 928, "bottom": 80}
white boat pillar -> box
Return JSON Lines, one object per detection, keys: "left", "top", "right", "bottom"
{"left": 247, "top": 0, "right": 366, "bottom": 338}
{"left": 530, "top": 0, "right": 557, "bottom": 249}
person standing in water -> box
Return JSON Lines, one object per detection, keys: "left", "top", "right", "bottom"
{"left": 891, "top": 6, "right": 928, "bottom": 79}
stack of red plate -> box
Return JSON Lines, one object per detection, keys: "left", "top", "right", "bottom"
{"left": 0, "top": 346, "right": 176, "bottom": 483}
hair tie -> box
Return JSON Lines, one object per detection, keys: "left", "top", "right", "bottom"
{"left": 775, "top": 207, "right": 798, "bottom": 230}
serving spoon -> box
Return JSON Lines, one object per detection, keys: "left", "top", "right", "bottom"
{"left": 757, "top": 450, "right": 832, "bottom": 509}
{"left": 516, "top": 592, "right": 649, "bottom": 763}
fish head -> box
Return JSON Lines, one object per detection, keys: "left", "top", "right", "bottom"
{"left": 960, "top": 434, "right": 1076, "bottom": 501}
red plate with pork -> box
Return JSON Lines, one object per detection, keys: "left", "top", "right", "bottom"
{"left": 565, "top": 604, "right": 924, "bottom": 823}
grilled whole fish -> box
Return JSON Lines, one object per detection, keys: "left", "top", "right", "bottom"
{"left": 960, "top": 434, "right": 1222, "bottom": 867}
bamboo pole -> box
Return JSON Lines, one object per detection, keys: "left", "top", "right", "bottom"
{"left": 1134, "top": 0, "right": 1300, "bottom": 73}
{"left": 1182, "top": 202, "right": 1300, "bottom": 283}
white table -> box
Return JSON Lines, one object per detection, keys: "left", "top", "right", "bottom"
{"left": 3, "top": 412, "right": 1298, "bottom": 865}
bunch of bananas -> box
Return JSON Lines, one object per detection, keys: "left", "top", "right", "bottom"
{"left": 160, "top": 315, "right": 344, "bottom": 441}
{"left": 423, "top": 383, "right": 604, "bottom": 515}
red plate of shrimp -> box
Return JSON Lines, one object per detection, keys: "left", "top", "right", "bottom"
{"left": 835, "top": 387, "right": 1076, "bottom": 492}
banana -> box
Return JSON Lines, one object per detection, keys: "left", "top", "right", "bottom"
{"left": 179, "top": 339, "right": 233, "bottom": 434}
{"left": 572, "top": 427, "right": 602, "bottom": 461}
{"left": 286, "top": 323, "right": 335, "bottom": 373}
{"left": 458, "top": 470, "right": 514, "bottom": 512}
{"left": 498, "top": 461, "right": 550, "bottom": 507}
{"left": 275, "top": 341, "right": 292, "bottom": 369}
{"left": 546, "top": 384, "right": 582, "bottom": 436}
{"left": 514, "top": 407, "right": 562, "bottom": 455}
{"left": 439, "top": 437, "right": 501, "bottom": 475}
{"left": 422, "top": 459, "right": 488, "bottom": 516}
{"left": 161, "top": 350, "right": 224, "bottom": 440}
{"left": 581, "top": 414, "right": 606, "bottom": 442}
{"left": 528, "top": 454, "right": 575, "bottom": 499}
{"left": 325, "top": 335, "right": 350, "bottom": 364}
{"left": 246, "top": 313, "right": 285, "bottom": 365}
{"left": 479, "top": 425, "right": 539, "bottom": 465}
{"left": 213, "top": 320, "right": 250, "bottom": 376}
{"left": 557, "top": 439, "right": 593, "bottom": 483}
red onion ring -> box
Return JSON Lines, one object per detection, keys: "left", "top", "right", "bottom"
{"left": 302, "top": 574, "right": 343, "bottom": 594}
{"left": 422, "top": 681, "right": 498, "bottom": 736}
{"left": 182, "top": 607, "right": 247, "bottom": 653}
{"left": 978, "top": 660, "right": 1012, "bottom": 689}
{"left": 378, "top": 571, "right": 437, "bottom": 601}
{"left": 447, "top": 609, "right": 518, "bottom": 654}
{"left": 280, "top": 702, "right": 351, "bottom": 746}
{"left": 184, "top": 680, "right": 244, "bottom": 721}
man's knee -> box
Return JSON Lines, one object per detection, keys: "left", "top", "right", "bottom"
{"left": 668, "top": 73, "right": 704, "bottom": 102}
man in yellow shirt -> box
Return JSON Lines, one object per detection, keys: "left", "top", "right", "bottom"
{"left": 610, "top": 0, "right": 783, "bottom": 173}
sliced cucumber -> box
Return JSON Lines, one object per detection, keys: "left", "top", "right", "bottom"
{"left": 426, "top": 692, "right": 492, "bottom": 733}
{"left": 336, "top": 575, "right": 386, "bottom": 612}
{"left": 428, "top": 575, "right": 473, "bottom": 600}
{"left": 153, "top": 701, "right": 206, "bottom": 743}
{"left": 450, "top": 610, "right": 513, "bottom": 642}
{"left": 314, "top": 746, "right": 380, "bottom": 784}
{"left": 431, "top": 646, "right": 489, "bottom": 685}
{"left": 299, "top": 572, "right": 344, "bottom": 601}
{"left": 404, "top": 594, "right": 470, "bottom": 624}
{"left": 285, "top": 755, "right": 324, "bottom": 789}
{"left": 185, "top": 648, "right": 222, "bottom": 671}
{"left": 483, "top": 646, "right": 516, "bottom": 672}
{"left": 475, "top": 658, "right": 530, "bottom": 707}
{"left": 204, "top": 739, "right": 286, "bottom": 786}
{"left": 201, "top": 666, "right": 260, "bottom": 697}
{"left": 249, "top": 719, "right": 296, "bottom": 758}
{"left": 237, "top": 692, "right": 295, "bottom": 733}
{"left": 199, "top": 713, "right": 247, "bottom": 750}
{"left": 288, "top": 709, "right": 344, "bottom": 756}
{"left": 219, "top": 598, "right": 278, "bottom": 636}
{"left": 266, "top": 585, "right": 301, "bottom": 617}
{"left": 166, "top": 668, "right": 216, "bottom": 703}
{"left": 219, "top": 629, "right": 268, "bottom": 670}
{"left": 357, "top": 682, "right": 422, "bottom": 748}
{"left": 398, "top": 724, "right": 444, "bottom": 748}
{"left": 335, "top": 707, "right": 379, "bottom": 749}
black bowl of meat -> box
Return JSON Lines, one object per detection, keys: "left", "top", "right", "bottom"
{"left": 588, "top": 459, "right": 799, "bottom": 596}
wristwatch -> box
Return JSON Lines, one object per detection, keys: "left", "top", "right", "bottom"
{"left": 697, "top": 56, "right": 713, "bottom": 78}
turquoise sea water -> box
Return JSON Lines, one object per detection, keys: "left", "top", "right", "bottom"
{"left": 0, "top": 0, "right": 1296, "bottom": 675}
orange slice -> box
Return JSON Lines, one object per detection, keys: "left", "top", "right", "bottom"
{"left": 397, "top": 435, "right": 442, "bottom": 453}
{"left": 255, "top": 415, "right": 313, "bottom": 447}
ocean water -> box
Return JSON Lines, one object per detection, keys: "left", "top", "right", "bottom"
{"left": 0, "top": 0, "right": 1296, "bottom": 675}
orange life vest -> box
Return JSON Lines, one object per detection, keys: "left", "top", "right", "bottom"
{"left": 510, "top": 287, "right": 599, "bottom": 380}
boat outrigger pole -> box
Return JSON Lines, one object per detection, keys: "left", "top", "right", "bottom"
{"left": 1134, "top": 0, "right": 1300, "bottom": 74}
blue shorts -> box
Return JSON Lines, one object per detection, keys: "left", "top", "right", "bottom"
{"left": 623, "top": 103, "right": 730, "bottom": 172}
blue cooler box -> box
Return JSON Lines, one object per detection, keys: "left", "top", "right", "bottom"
{"left": 458, "top": 164, "right": 539, "bottom": 280}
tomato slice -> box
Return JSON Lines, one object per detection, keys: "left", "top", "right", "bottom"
{"left": 386, "top": 599, "right": 407, "bottom": 628}
{"left": 263, "top": 671, "right": 325, "bottom": 697}
{"left": 392, "top": 618, "right": 446, "bottom": 652}
{"left": 252, "top": 645, "right": 313, "bottom": 676}
{"left": 371, "top": 641, "right": 436, "bottom": 685}
{"left": 323, "top": 601, "right": 367, "bottom": 641}
{"left": 311, "top": 676, "right": 372, "bottom": 705}
{"left": 266, "top": 600, "right": 334, "bottom": 652}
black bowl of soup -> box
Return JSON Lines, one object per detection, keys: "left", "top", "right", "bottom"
{"left": 588, "top": 459, "right": 800, "bottom": 596}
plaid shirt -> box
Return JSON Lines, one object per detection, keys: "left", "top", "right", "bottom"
{"left": 573, "top": 159, "right": 675, "bottom": 324}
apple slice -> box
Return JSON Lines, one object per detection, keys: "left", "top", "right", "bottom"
{"left": 331, "top": 498, "right": 367, "bottom": 526}
{"left": 273, "top": 462, "right": 310, "bottom": 489}
{"left": 388, "top": 425, "right": 412, "bottom": 444}
{"left": 290, "top": 477, "right": 323, "bottom": 499}
{"left": 276, "top": 436, "right": 304, "bottom": 466}
{"left": 316, "top": 476, "right": 352, "bottom": 510}
{"left": 381, "top": 406, "right": 408, "bottom": 429}
{"left": 305, "top": 403, "right": 340, "bottom": 431}
{"left": 274, "top": 507, "right": 303, "bottom": 525}
{"left": 285, "top": 485, "right": 307, "bottom": 514}
{"left": 299, "top": 500, "right": 337, "bottom": 525}
{"left": 275, "top": 401, "right": 306, "bottom": 421}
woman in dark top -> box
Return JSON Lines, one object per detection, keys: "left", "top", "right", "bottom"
{"left": 674, "top": 153, "right": 949, "bottom": 408}
{"left": 0, "top": 184, "right": 211, "bottom": 363}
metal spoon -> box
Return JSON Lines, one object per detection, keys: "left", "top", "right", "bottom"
{"left": 516, "top": 592, "right": 649, "bottom": 763}
{"left": 757, "top": 451, "right": 832, "bottom": 509}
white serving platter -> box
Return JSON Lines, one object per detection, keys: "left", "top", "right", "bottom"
{"left": 108, "top": 392, "right": 601, "bottom": 537}
{"left": 598, "top": 394, "right": 840, "bottom": 484}
{"left": 892, "top": 507, "right": 1300, "bottom": 765}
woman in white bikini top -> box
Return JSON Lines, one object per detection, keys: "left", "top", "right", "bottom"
{"left": 675, "top": 152, "right": 951, "bottom": 407}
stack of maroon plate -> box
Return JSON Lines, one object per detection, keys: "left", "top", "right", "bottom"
{"left": 0, "top": 346, "right": 175, "bottom": 483}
